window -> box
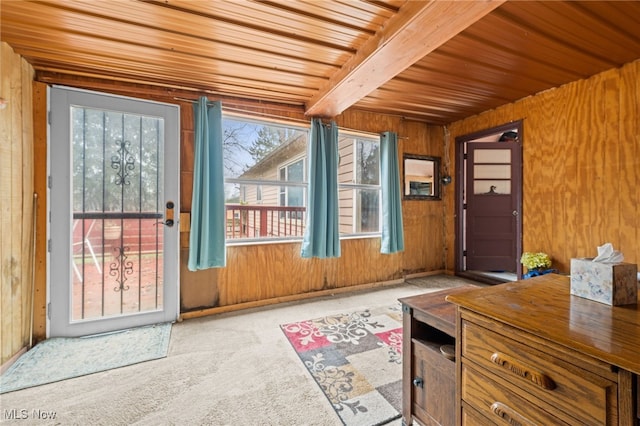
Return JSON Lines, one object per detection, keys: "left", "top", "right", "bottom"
{"left": 222, "top": 116, "right": 308, "bottom": 241}
{"left": 279, "top": 158, "right": 305, "bottom": 220}
{"left": 222, "top": 115, "right": 380, "bottom": 242}
{"left": 338, "top": 134, "right": 381, "bottom": 235}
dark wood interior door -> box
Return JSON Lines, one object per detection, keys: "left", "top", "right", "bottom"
{"left": 465, "top": 142, "right": 521, "bottom": 272}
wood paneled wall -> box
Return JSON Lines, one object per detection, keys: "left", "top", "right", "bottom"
{"left": 180, "top": 109, "right": 446, "bottom": 313}
{"left": 13, "top": 44, "right": 638, "bottom": 347}
{"left": 23, "top": 71, "right": 445, "bottom": 328}
{"left": 0, "top": 42, "right": 35, "bottom": 367}
{"left": 446, "top": 59, "right": 640, "bottom": 273}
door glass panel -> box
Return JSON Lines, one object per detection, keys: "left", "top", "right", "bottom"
{"left": 71, "top": 107, "right": 164, "bottom": 321}
{"left": 474, "top": 165, "right": 511, "bottom": 179}
{"left": 474, "top": 180, "right": 511, "bottom": 195}
{"left": 474, "top": 149, "right": 511, "bottom": 163}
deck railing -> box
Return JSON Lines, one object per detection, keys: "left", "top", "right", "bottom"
{"left": 226, "top": 205, "right": 305, "bottom": 239}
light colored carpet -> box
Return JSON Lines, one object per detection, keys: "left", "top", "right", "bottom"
{"left": 0, "top": 323, "right": 172, "bottom": 394}
{"left": 0, "top": 274, "right": 479, "bottom": 425}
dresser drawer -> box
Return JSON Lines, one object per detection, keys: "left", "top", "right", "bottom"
{"left": 462, "top": 363, "right": 571, "bottom": 425}
{"left": 461, "top": 320, "right": 618, "bottom": 425}
{"left": 461, "top": 405, "right": 493, "bottom": 426}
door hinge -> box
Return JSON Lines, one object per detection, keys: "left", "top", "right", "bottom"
{"left": 463, "top": 250, "right": 467, "bottom": 256}
{"left": 48, "top": 110, "right": 51, "bottom": 125}
{"left": 463, "top": 153, "right": 468, "bottom": 160}
{"left": 47, "top": 239, "right": 51, "bottom": 252}
{"left": 463, "top": 203, "right": 467, "bottom": 210}
{"left": 48, "top": 176, "right": 52, "bottom": 189}
{"left": 47, "top": 302, "right": 51, "bottom": 319}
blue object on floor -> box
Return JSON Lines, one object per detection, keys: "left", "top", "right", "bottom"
{"left": 523, "top": 268, "right": 557, "bottom": 279}
{"left": 0, "top": 322, "right": 172, "bottom": 394}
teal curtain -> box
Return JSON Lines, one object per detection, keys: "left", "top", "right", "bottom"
{"left": 188, "top": 97, "right": 226, "bottom": 270}
{"left": 380, "top": 131, "right": 404, "bottom": 254}
{"left": 301, "top": 118, "right": 340, "bottom": 258}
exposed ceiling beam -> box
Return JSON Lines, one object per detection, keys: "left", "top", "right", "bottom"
{"left": 304, "top": 0, "right": 506, "bottom": 118}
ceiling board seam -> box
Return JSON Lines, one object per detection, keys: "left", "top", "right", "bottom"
{"left": 138, "top": 0, "right": 359, "bottom": 53}
{"left": 494, "top": 5, "right": 620, "bottom": 70}
{"left": 257, "top": 0, "right": 383, "bottom": 33}
{"left": 361, "top": 0, "right": 404, "bottom": 14}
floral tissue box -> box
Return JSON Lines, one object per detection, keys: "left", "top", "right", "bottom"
{"left": 570, "top": 258, "right": 638, "bottom": 306}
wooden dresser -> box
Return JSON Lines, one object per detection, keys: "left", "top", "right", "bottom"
{"left": 446, "top": 274, "right": 639, "bottom": 425}
{"left": 399, "top": 285, "right": 479, "bottom": 426}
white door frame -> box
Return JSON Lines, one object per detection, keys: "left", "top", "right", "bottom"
{"left": 48, "top": 86, "right": 180, "bottom": 337}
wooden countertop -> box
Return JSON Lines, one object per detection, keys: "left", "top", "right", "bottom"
{"left": 446, "top": 273, "right": 640, "bottom": 375}
{"left": 399, "top": 285, "right": 479, "bottom": 337}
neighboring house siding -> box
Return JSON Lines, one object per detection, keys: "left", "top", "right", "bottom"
{"left": 338, "top": 138, "right": 355, "bottom": 234}
{"left": 237, "top": 136, "right": 376, "bottom": 236}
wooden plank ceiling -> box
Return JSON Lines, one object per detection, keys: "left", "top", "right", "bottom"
{"left": 2, "top": 0, "right": 640, "bottom": 124}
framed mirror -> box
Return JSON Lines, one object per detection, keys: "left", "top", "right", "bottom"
{"left": 403, "top": 154, "right": 441, "bottom": 200}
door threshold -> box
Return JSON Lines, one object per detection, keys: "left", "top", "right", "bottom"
{"left": 457, "top": 270, "right": 518, "bottom": 285}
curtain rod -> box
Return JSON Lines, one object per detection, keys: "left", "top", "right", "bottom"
{"left": 173, "top": 96, "right": 408, "bottom": 139}
{"left": 173, "top": 96, "right": 308, "bottom": 125}
{"left": 173, "top": 96, "right": 220, "bottom": 106}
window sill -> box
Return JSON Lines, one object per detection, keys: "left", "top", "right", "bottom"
{"left": 225, "top": 233, "right": 381, "bottom": 247}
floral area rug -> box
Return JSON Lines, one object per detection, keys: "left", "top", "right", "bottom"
{"left": 281, "top": 304, "right": 403, "bottom": 426}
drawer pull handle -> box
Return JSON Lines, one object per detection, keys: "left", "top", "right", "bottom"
{"left": 490, "top": 402, "right": 536, "bottom": 426}
{"left": 490, "top": 352, "right": 556, "bottom": 390}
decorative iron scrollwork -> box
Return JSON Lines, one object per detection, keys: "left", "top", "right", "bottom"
{"left": 111, "top": 139, "right": 136, "bottom": 186}
{"left": 110, "top": 245, "right": 133, "bottom": 292}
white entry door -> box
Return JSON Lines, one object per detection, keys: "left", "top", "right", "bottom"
{"left": 49, "top": 86, "right": 180, "bottom": 337}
